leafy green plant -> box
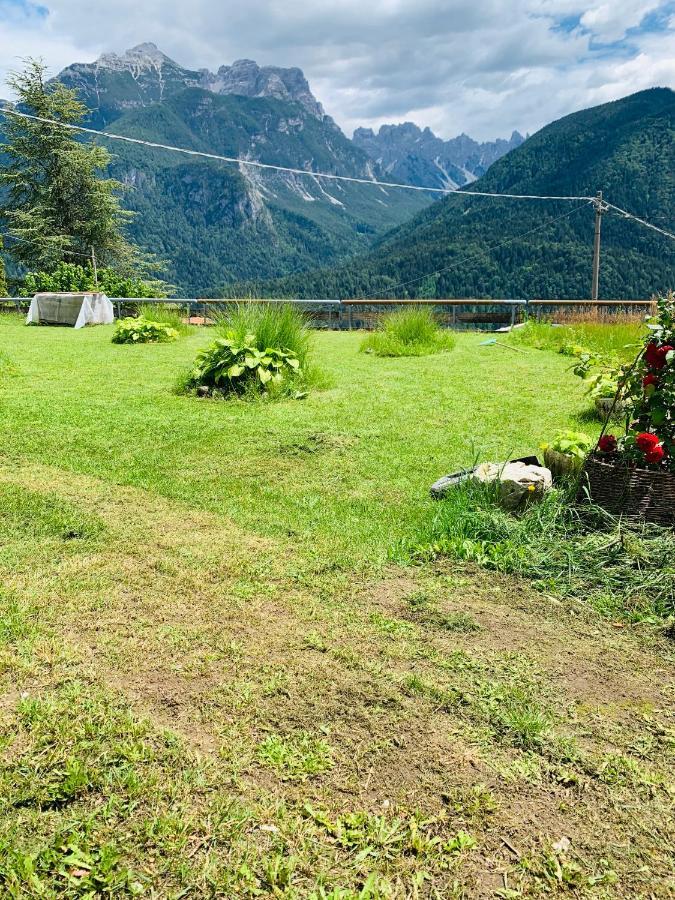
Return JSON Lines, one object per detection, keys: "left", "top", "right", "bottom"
{"left": 594, "top": 293, "right": 675, "bottom": 471}
{"left": 508, "top": 319, "right": 646, "bottom": 359}
{"left": 184, "top": 335, "right": 301, "bottom": 398}
{"left": 112, "top": 317, "right": 178, "bottom": 344}
{"left": 360, "top": 306, "right": 456, "bottom": 357}
{"left": 541, "top": 431, "right": 593, "bottom": 460}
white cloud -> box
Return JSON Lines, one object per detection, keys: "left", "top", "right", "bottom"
{"left": 0, "top": 0, "right": 673, "bottom": 140}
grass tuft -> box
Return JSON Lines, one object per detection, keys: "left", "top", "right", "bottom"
{"left": 257, "top": 731, "right": 333, "bottom": 780}
{"left": 360, "top": 306, "right": 456, "bottom": 357}
{"left": 216, "top": 302, "right": 312, "bottom": 368}
{"left": 508, "top": 319, "right": 645, "bottom": 360}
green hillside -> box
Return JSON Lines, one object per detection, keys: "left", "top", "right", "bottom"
{"left": 103, "top": 90, "right": 430, "bottom": 295}
{"left": 247, "top": 88, "right": 674, "bottom": 300}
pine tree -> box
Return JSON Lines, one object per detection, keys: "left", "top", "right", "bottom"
{"left": 0, "top": 60, "right": 135, "bottom": 272}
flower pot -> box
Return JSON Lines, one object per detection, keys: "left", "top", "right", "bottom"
{"left": 544, "top": 447, "right": 583, "bottom": 478}
{"left": 577, "top": 454, "right": 675, "bottom": 526}
{"left": 594, "top": 397, "right": 625, "bottom": 421}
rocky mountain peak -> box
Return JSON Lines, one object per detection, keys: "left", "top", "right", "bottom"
{"left": 57, "top": 44, "right": 326, "bottom": 121}
{"left": 95, "top": 42, "right": 176, "bottom": 72}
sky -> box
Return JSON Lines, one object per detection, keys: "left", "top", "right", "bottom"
{"left": 0, "top": 0, "right": 674, "bottom": 140}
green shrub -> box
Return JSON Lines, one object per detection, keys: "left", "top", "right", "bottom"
{"left": 183, "top": 335, "right": 302, "bottom": 398}
{"left": 20, "top": 262, "right": 167, "bottom": 299}
{"left": 112, "top": 317, "right": 178, "bottom": 344}
{"left": 215, "top": 302, "right": 311, "bottom": 368}
{"left": 360, "top": 306, "right": 455, "bottom": 357}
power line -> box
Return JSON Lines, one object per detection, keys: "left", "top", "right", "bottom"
{"left": 604, "top": 201, "right": 675, "bottom": 242}
{"left": 1, "top": 108, "right": 594, "bottom": 203}
{"left": 352, "top": 200, "right": 594, "bottom": 301}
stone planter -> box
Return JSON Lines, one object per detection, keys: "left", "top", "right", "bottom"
{"left": 544, "top": 447, "right": 583, "bottom": 478}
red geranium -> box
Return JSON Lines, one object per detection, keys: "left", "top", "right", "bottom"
{"left": 645, "top": 445, "right": 667, "bottom": 465}
{"left": 645, "top": 342, "right": 674, "bottom": 370}
{"left": 636, "top": 432, "right": 660, "bottom": 452}
{"left": 598, "top": 434, "right": 617, "bottom": 453}
{"left": 643, "top": 374, "right": 659, "bottom": 388}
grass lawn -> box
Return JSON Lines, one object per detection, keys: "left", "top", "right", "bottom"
{"left": 0, "top": 314, "right": 673, "bottom": 898}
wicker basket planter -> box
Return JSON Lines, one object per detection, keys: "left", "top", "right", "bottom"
{"left": 577, "top": 454, "right": 675, "bottom": 526}
{"left": 544, "top": 447, "right": 583, "bottom": 478}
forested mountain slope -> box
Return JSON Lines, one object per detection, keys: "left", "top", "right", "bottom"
{"left": 248, "top": 88, "right": 674, "bottom": 301}
{"left": 48, "top": 45, "right": 431, "bottom": 295}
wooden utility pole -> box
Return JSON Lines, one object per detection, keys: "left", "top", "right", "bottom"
{"left": 91, "top": 246, "right": 99, "bottom": 288}
{"left": 591, "top": 191, "right": 604, "bottom": 301}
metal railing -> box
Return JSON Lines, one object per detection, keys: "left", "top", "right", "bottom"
{"left": 1, "top": 295, "right": 654, "bottom": 331}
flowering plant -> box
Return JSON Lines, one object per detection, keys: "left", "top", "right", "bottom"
{"left": 595, "top": 293, "right": 674, "bottom": 471}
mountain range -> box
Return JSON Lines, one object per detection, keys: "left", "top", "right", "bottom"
{"left": 247, "top": 88, "right": 675, "bottom": 301}
{"left": 2, "top": 44, "right": 520, "bottom": 295}
{"left": 353, "top": 123, "right": 525, "bottom": 190}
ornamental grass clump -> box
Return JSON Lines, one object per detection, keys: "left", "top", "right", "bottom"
{"left": 138, "top": 303, "right": 193, "bottom": 337}
{"left": 112, "top": 317, "right": 178, "bottom": 344}
{"left": 593, "top": 292, "right": 675, "bottom": 471}
{"left": 361, "top": 306, "right": 456, "bottom": 357}
{"left": 215, "top": 302, "right": 311, "bottom": 369}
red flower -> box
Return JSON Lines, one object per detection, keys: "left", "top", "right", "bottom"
{"left": 598, "top": 435, "right": 617, "bottom": 453}
{"left": 643, "top": 374, "right": 659, "bottom": 388}
{"left": 645, "top": 445, "right": 667, "bottom": 465}
{"left": 636, "top": 432, "right": 660, "bottom": 452}
{"left": 645, "top": 342, "right": 674, "bottom": 370}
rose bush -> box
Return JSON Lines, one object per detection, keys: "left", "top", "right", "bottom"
{"left": 596, "top": 292, "right": 674, "bottom": 471}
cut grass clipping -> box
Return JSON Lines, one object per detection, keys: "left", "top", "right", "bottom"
{"left": 180, "top": 302, "right": 318, "bottom": 399}
{"left": 405, "top": 479, "right": 675, "bottom": 624}
{"left": 361, "top": 306, "right": 456, "bottom": 357}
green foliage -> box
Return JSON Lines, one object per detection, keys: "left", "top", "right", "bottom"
{"left": 251, "top": 89, "right": 675, "bottom": 301}
{"left": 542, "top": 431, "right": 593, "bottom": 459}
{"left": 19, "top": 262, "right": 165, "bottom": 299}
{"left": 0, "top": 60, "right": 135, "bottom": 272}
{"left": 184, "top": 335, "right": 302, "bottom": 398}
{"left": 360, "top": 306, "right": 456, "bottom": 357}
{"left": 407, "top": 479, "right": 675, "bottom": 621}
{"left": 112, "top": 317, "right": 178, "bottom": 344}
{"left": 215, "top": 302, "right": 312, "bottom": 368}
{"left": 607, "top": 291, "right": 675, "bottom": 470}
{"left": 138, "top": 303, "right": 191, "bottom": 335}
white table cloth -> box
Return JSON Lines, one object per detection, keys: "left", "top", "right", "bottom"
{"left": 26, "top": 293, "right": 115, "bottom": 328}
